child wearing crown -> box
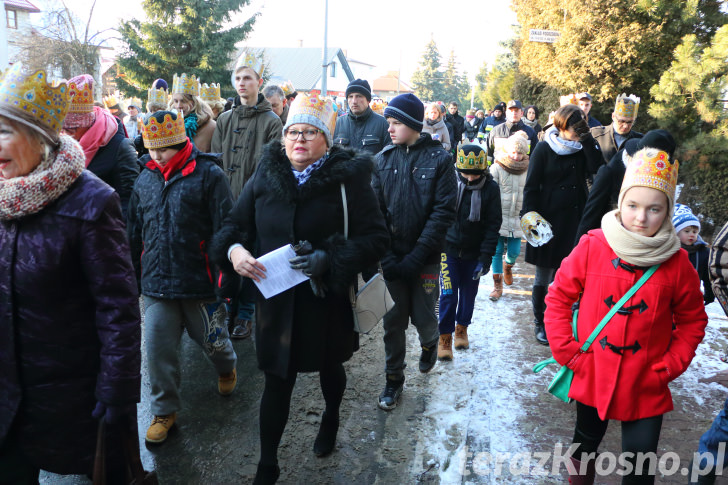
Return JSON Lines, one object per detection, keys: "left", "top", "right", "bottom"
{"left": 543, "top": 147, "right": 708, "bottom": 483}
{"left": 127, "top": 110, "right": 238, "bottom": 445}
{"left": 436, "top": 144, "right": 501, "bottom": 360}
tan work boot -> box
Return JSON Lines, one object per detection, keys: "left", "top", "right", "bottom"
{"left": 503, "top": 263, "right": 514, "bottom": 286}
{"left": 454, "top": 324, "right": 469, "bottom": 349}
{"left": 145, "top": 413, "right": 177, "bottom": 444}
{"left": 489, "top": 274, "right": 503, "bottom": 301}
{"left": 437, "top": 334, "right": 453, "bottom": 361}
{"left": 218, "top": 368, "right": 237, "bottom": 396}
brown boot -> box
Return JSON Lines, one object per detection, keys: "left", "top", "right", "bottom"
{"left": 503, "top": 263, "right": 514, "bottom": 286}
{"left": 489, "top": 274, "right": 503, "bottom": 301}
{"left": 454, "top": 324, "right": 469, "bottom": 350}
{"left": 437, "top": 334, "right": 453, "bottom": 361}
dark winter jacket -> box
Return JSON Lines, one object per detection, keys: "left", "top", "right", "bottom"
{"left": 711, "top": 221, "right": 728, "bottom": 313}
{"left": 446, "top": 112, "right": 465, "bottom": 147}
{"left": 521, "top": 136, "right": 603, "bottom": 269}
{"left": 333, "top": 107, "right": 391, "bottom": 155}
{"left": 212, "top": 93, "right": 282, "bottom": 198}
{"left": 210, "top": 143, "right": 389, "bottom": 378}
{"left": 127, "top": 144, "right": 234, "bottom": 299}
{"left": 0, "top": 171, "right": 141, "bottom": 474}
{"left": 478, "top": 114, "right": 505, "bottom": 141}
{"left": 574, "top": 148, "right": 628, "bottom": 243}
{"left": 591, "top": 124, "right": 643, "bottom": 164}
{"left": 372, "top": 133, "right": 456, "bottom": 273}
{"left": 487, "top": 120, "right": 538, "bottom": 159}
{"left": 444, "top": 172, "right": 502, "bottom": 263}
{"left": 586, "top": 115, "right": 603, "bottom": 128}
{"left": 463, "top": 118, "right": 481, "bottom": 141}
{"left": 87, "top": 117, "right": 140, "bottom": 220}
{"left": 684, "top": 238, "right": 715, "bottom": 305}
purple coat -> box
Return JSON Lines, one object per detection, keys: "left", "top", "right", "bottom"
{"left": 0, "top": 171, "right": 141, "bottom": 474}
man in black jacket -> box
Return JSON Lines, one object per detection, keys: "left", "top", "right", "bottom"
{"left": 372, "top": 93, "right": 456, "bottom": 411}
{"left": 590, "top": 93, "right": 643, "bottom": 164}
{"left": 446, "top": 101, "right": 465, "bottom": 149}
{"left": 487, "top": 100, "right": 537, "bottom": 161}
{"left": 333, "top": 79, "right": 391, "bottom": 154}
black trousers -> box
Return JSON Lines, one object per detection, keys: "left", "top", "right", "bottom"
{"left": 573, "top": 401, "right": 663, "bottom": 484}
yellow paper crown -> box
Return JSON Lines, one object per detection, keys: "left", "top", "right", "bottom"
{"left": 615, "top": 93, "right": 640, "bottom": 118}
{"left": 620, "top": 148, "right": 678, "bottom": 203}
{"left": 0, "top": 63, "right": 69, "bottom": 134}
{"left": 370, "top": 99, "right": 387, "bottom": 115}
{"left": 456, "top": 145, "right": 487, "bottom": 172}
{"left": 126, "top": 97, "right": 142, "bottom": 109}
{"left": 559, "top": 93, "right": 578, "bottom": 107}
{"left": 234, "top": 52, "right": 265, "bottom": 77}
{"left": 103, "top": 93, "right": 120, "bottom": 108}
{"left": 142, "top": 112, "right": 187, "bottom": 149}
{"left": 279, "top": 80, "right": 295, "bottom": 97}
{"left": 287, "top": 93, "right": 337, "bottom": 138}
{"left": 172, "top": 73, "right": 200, "bottom": 96}
{"left": 68, "top": 81, "right": 94, "bottom": 114}
{"left": 200, "top": 83, "right": 221, "bottom": 103}
{"left": 147, "top": 85, "right": 168, "bottom": 107}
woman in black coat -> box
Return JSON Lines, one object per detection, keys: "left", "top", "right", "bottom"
{"left": 211, "top": 95, "right": 389, "bottom": 484}
{"left": 521, "top": 104, "right": 602, "bottom": 346}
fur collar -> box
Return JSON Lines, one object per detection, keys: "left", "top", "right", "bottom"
{"left": 258, "top": 141, "right": 375, "bottom": 203}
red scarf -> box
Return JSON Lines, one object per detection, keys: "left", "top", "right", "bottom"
{"left": 148, "top": 139, "right": 194, "bottom": 181}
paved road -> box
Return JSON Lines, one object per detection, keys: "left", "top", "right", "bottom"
{"left": 42, "top": 246, "right": 728, "bottom": 484}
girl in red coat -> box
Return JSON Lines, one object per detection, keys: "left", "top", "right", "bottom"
{"left": 545, "top": 147, "right": 708, "bottom": 484}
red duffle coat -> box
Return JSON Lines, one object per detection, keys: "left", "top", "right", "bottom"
{"left": 545, "top": 229, "right": 708, "bottom": 421}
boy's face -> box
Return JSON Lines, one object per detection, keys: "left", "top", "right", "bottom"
{"left": 386, "top": 118, "right": 419, "bottom": 146}
{"left": 460, "top": 173, "right": 483, "bottom": 182}
{"left": 149, "top": 146, "right": 181, "bottom": 167}
{"left": 678, "top": 226, "right": 699, "bottom": 246}
{"left": 234, "top": 67, "right": 263, "bottom": 102}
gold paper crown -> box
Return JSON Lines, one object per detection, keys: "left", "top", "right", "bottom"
{"left": 147, "top": 85, "right": 168, "bottom": 107}
{"left": 172, "top": 73, "right": 200, "bottom": 96}
{"left": 0, "top": 63, "right": 69, "bottom": 134}
{"left": 142, "top": 112, "right": 187, "bottom": 149}
{"left": 615, "top": 93, "right": 640, "bottom": 118}
{"left": 200, "top": 83, "right": 221, "bottom": 103}
{"left": 621, "top": 148, "right": 678, "bottom": 202}
{"left": 456, "top": 146, "right": 487, "bottom": 172}
{"left": 68, "top": 81, "right": 94, "bottom": 114}
{"left": 279, "top": 80, "right": 295, "bottom": 97}
{"left": 103, "top": 93, "right": 120, "bottom": 108}
{"left": 370, "top": 99, "right": 387, "bottom": 115}
{"left": 234, "top": 52, "right": 265, "bottom": 77}
{"left": 288, "top": 93, "right": 337, "bottom": 137}
{"left": 126, "top": 97, "right": 142, "bottom": 109}
{"left": 559, "top": 94, "right": 578, "bottom": 106}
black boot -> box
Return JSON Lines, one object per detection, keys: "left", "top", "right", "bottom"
{"left": 532, "top": 285, "right": 549, "bottom": 345}
{"left": 688, "top": 458, "right": 717, "bottom": 484}
{"left": 253, "top": 463, "right": 280, "bottom": 485}
{"left": 313, "top": 410, "right": 339, "bottom": 457}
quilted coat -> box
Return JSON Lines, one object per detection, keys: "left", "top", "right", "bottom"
{"left": 0, "top": 171, "right": 141, "bottom": 473}
{"left": 489, "top": 162, "right": 526, "bottom": 239}
{"left": 545, "top": 229, "right": 707, "bottom": 421}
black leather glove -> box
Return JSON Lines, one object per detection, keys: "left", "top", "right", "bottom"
{"left": 380, "top": 255, "right": 400, "bottom": 281}
{"left": 397, "top": 256, "right": 422, "bottom": 279}
{"left": 572, "top": 119, "right": 591, "bottom": 141}
{"left": 472, "top": 262, "right": 486, "bottom": 280}
{"left": 289, "top": 249, "right": 329, "bottom": 277}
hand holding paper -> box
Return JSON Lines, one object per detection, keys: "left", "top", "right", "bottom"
{"left": 231, "top": 246, "right": 267, "bottom": 282}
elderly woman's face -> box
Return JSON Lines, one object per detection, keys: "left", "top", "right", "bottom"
{"left": 285, "top": 123, "right": 327, "bottom": 171}
{"left": 0, "top": 118, "right": 44, "bottom": 179}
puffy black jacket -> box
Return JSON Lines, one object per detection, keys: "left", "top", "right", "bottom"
{"left": 487, "top": 120, "right": 538, "bottom": 159}
{"left": 445, "top": 172, "right": 502, "bottom": 263}
{"left": 372, "top": 134, "right": 456, "bottom": 268}
{"left": 446, "top": 112, "right": 465, "bottom": 146}
{"left": 127, "top": 145, "right": 234, "bottom": 299}
{"left": 333, "top": 107, "right": 392, "bottom": 155}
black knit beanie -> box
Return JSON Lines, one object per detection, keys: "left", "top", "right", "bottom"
{"left": 384, "top": 93, "right": 424, "bottom": 132}
{"left": 345, "top": 79, "right": 372, "bottom": 102}
{"left": 637, "top": 129, "right": 676, "bottom": 160}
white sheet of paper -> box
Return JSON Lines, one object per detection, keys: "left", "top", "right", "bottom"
{"left": 253, "top": 244, "right": 309, "bottom": 299}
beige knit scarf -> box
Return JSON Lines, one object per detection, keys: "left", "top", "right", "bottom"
{"left": 601, "top": 209, "right": 680, "bottom": 266}
{"left": 0, "top": 135, "right": 85, "bottom": 221}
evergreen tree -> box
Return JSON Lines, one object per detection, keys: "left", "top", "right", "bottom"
{"left": 649, "top": 24, "right": 728, "bottom": 237}
{"left": 477, "top": 40, "right": 517, "bottom": 111}
{"left": 116, "top": 0, "right": 257, "bottom": 99}
{"left": 411, "top": 38, "right": 444, "bottom": 103}
{"left": 442, "top": 50, "right": 467, "bottom": 108}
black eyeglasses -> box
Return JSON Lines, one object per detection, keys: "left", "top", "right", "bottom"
{"left": 285, "top": 129, "right": 321, "bottom": 141}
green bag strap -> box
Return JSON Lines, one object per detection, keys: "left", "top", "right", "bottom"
{"left": 533, "top": 264, "right": 659, "bottom": 373}
{"left": 578, "top": 264, "right": 659, "bottom": 352}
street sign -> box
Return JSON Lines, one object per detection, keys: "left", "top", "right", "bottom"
{"left": 529, "top": 29, "right": 561, "bottom": 43}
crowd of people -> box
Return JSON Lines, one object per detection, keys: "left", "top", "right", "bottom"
{"left": 0, "top": 56, "right": 725, "bottom": 485}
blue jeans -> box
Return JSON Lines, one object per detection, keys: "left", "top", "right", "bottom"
{"left": 438, "top": 253, "right": 481, "bottom": 335}
{"left": 491, "top": 236, "right": 521, "bottom": 274}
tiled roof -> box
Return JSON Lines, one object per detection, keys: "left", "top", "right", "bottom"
{"left": 4, "top": 0, "right": 40, "bottom": 13}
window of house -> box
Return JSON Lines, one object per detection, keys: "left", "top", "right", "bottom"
{"left": 329, "top": 62, "right": 336, "bottom": 78}
{"left": 6, "top": 9, "right": 17, "bottom": 29}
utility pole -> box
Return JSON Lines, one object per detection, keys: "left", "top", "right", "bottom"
{"left": 321, "top": 0, "right": 328, "bottom": 97}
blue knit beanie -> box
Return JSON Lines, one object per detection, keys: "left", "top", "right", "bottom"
{"left": 672, "top": 203, "right": 700, "bottom": 234}
{"left": 384, "top": 93, "right": 424, "bottom": 133}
